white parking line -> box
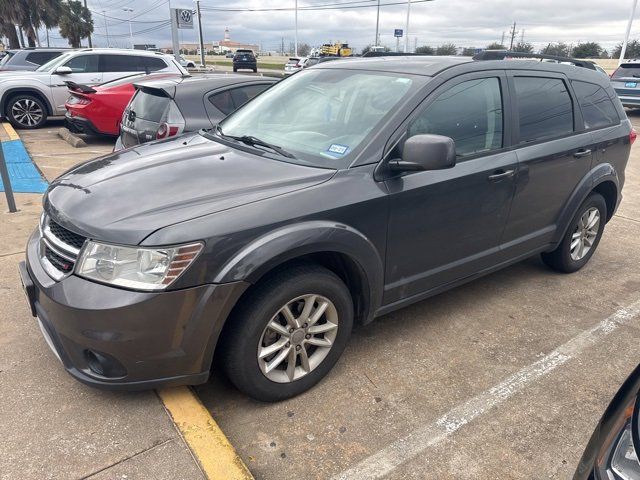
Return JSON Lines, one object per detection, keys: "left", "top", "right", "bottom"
{"left": 333, "top": 299, "right": 640, "bottom": 480}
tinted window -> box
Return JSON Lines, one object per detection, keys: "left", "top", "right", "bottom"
{"left": 26, "top": 51, "right": 60, "bottom": 65}
{"left": 209, "top": 90, "right": 234, "bottom": 115}
{"left": 612, "top": 64, "right": 640, "bottom": 79}
{"left": 64, "top": 55, "right": 98, "bottom": 73}
{"left": 409, "top": 77, "right": 503, "bottom": 157}
{"left": 572, "top": 81, "right": 619, "bottom": 129}
{"left": 0, "top": 52, "right": 14, "bottom": 66}
{"left": 514, "top": 77, "right": 573, "bottom": 143}
{"left": 129, "top": 89, "right": 170, "bottom": 122}
{"left": 140, "top": 57, "right": 167, "bottom": 72}
{"left": 230, "top": 84, "right": 270, "bottom": 109}
{"left": 100, "top": 55, "right": 143, "bottom": 72}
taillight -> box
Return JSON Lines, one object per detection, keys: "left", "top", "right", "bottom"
{"left": 630, "top": 128, "right": 637, "bottom": 145}
{"left": 156, "top": 123, "right": 180, "bottom": 139}
{"left": 68, "top": 95, "right": 91, "bottom": 106}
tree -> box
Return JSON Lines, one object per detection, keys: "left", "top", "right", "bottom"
{"left": 486, "top": 42, "right": 505, "bottom": 50}
{"left": 461, "top": 47, "right": 477, "bottom": 56}
{"left": 540, "top": 42, "right": 570, "bottom": 57}
{"left": 415, "top": 45, "right": 434, "bottom": 55}
{"left": 572, "top": 42, "right": 602, "bottom": 58}
{"left": 18, "top": 0, "right": 62, "bottom": 47}
{"left": 0, "top": 0, "right": 23, "bottom": 48}
{"left": 435, "top": 43, "right": 457, "bottom": 55}
{"left": 613, "top": 40, "right": 640, "bottom": 59}
{"left": 298, "top": 42, "right": 311, "bottom": 57}
{"left": 59, "top": 0, "right": 93, "bottom": 48}
{"left": 513, "top": 41, "right": 534, "bottom": 53}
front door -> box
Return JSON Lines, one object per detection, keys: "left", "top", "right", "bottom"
{"left": 383, "top": 72, "right": 518, "bottom": 305}
{"left": 50, "top": 54, "right": 102, "bottom": 114}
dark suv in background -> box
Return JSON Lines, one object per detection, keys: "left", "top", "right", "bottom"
{"left": 0, "top": 48, "right": 68, "bottom": 71}
{"left": 233, "top": 49, "right": 257, "bottom": 72}
{"left": 116, "top": 74, "right": 275, "bottom": 149}
{"left": 20, "top": 56, "right": 632, "bottom": 401}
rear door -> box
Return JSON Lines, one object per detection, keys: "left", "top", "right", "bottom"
{"left": 50, "top": 54, "right": 101, "bottom": 113}
{"left": 500, "top": 72, "right": 594, "bottom": 258}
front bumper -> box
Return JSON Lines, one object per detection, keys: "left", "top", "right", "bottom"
{"left": 20, "top": 229, "right": 248, "bottom": 390}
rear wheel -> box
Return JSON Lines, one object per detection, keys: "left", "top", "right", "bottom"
{"left": 6, "top": 94, "right": 47, "bottom": 129}
{"left": 222, "top": 264, "right": 354, "bottom": 402}
{"left": 541, "top": 192, "right": 607, "bottom": 273}
{"left": 253, "top": 68, "right": 257, "bottom": 73}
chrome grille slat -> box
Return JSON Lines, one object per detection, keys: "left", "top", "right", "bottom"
{"left": 38, "top": 214, "right": 87, "bottom": 280}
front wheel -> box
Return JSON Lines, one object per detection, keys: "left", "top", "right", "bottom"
{"left": 541, "top": 192, "right": 607, "bottom": 273}
{"left": 222, "top": 264, "right": 354, "bottom": 402}
{"left": 6, "top": 94, "right": 47, "bottom": 129}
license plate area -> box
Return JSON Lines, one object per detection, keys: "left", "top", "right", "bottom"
{"left": 625, "top": 82, "right": 637, "bottom": 88}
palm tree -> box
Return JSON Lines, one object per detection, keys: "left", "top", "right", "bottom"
{"left": 59, "top": 0, "right": 93, "bottom": 48}
{"left": 18, "top": 0, "right": 63, "bottom": 47}
{"left": 0, "top": 0, "right": 23, "bottom": 48}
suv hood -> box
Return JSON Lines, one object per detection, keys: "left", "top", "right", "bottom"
{"left": 45, "top": 133, "right": 335, "bottom": 245}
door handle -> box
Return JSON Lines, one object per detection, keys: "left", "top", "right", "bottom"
{"left": 573, "top": 148, "right": 592, "bottom": 158}
{"left": 488, "top": 169, "right": 515, "bottom": 181}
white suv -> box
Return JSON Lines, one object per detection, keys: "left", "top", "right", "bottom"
{"left": 0, "top": 48, "right": 187, "bottom": 129}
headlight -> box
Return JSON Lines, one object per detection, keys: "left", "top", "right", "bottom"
{"left": 76, "top": 241, "right": 203, "bottom": 291}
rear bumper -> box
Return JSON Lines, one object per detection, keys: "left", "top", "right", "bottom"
{"left": 20, "top": 229, "right": 249, "bottom": 391}
{"left": 615, "top": 94, "right": 640, "bottom": 107}
{"left": 65, "top": 112, "right": 110, "bottom": 136}
{"left": 233, "top": 62, "right": 257, "bottom": 70}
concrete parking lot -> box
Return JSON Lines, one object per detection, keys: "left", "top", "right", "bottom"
{"left": 1, "top": 113, "right": 639, "bottom": 479}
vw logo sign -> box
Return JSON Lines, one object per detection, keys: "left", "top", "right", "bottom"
{"left": 180, "top": 10, "right": 191, "bottom": 23}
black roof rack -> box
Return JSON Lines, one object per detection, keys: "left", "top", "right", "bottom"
{"left": 472, "top": 50, "right": 597, "bottom": 71}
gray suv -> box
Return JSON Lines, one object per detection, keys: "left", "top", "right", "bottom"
{"left": 19, "top": 56, "right": 632, "bottom": 401}
{"left": 0, "top": 48, "right": 68, "bottom": 71}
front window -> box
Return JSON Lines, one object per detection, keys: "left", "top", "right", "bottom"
{"left": 216, "top": 69, "right": 419, "bottom": 167}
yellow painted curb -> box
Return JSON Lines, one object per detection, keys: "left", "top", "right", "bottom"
{"left": 2, "top": 122, "right": 19, "bottom": 141}
{"left": 158, "top": 386, "right": 254, "bottom": 480}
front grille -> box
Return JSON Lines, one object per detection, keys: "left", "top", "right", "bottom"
{"left": 39, "top": 214, "right": 87, "bottom": 280}
{"left": 48, "top": 219, "right": 86, "bottom": 250}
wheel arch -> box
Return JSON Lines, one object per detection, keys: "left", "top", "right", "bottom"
{"left": 213, "top": 221, "right": 385, "bottom": 325}
{"left": 1, "top": 87, "right": 54, "bottom": 116}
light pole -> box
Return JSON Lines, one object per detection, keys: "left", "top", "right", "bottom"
{"left": 103, "top": 10, "right": 110, "bottom": 47}
{"left": 374, "top": 0, "right": 380, "bottom": 46}
{"left": 620, "top": 0, "right": 639, "bottom": 65}
{"left": 404, "top": 0, "right": 411, "bottom": 53}
{"left": 123, "top": 8, "right": 134, "bottom": 49}
{"left": 294, "top": 0, "right": 298, "bottom": 56}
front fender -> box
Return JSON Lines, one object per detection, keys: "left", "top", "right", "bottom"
{"left": 213, "top": 220, "right": 384, "bottom": 323}
{"left": 552, "top": 163, "right": 619, "bottom": 245}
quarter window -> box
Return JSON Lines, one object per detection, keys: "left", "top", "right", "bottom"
{"left": 514, "top": 77, "right": 573, "bottom": 143}
{"left": 572, "top": 81, "right": 619, "bottom": 129}
{"left": 209, "top": 84, "right": 271, "bottom": 115}
{"left": 408, "top": 77, "right": 503, "bottom": 157}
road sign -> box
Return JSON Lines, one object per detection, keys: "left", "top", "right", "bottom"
{"left": 394, "top": 29, "right": 403, "bottom": 38}
{"left": 176, "top": 9, "right": 194, "bottom": 29}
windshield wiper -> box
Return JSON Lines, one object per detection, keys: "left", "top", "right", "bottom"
{"left": 215, "top": 125, "right": 295, "bottom": 159}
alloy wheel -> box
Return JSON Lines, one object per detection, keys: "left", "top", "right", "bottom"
{"left": 11, "top": 98, "right": 43, "bottom": 127}
{"left": 257, "top": 294, "right": 339, "bottom": 383}
{"left": 570, "top": 206, "right": 600, "bottom": 261}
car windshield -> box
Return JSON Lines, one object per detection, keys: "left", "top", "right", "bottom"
{"left": 36, "top": 52, "right": 74, "bottom": 72}
{"left": 0, "top": 52, "right": 14, "bottom": 66}
{"left": 214, "top": 68, "right": 419, "bottom": 167}
{"left": 612, "top": 64, "right": 640, "bottom": 79}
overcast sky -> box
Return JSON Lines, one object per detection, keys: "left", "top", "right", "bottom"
{"left": 44, "top": 0, "right": 640, "bottom": 54}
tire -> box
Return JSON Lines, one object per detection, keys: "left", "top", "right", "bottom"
{"left": 222, "top": 264, "right": 354, "bottom": 402}
{"left": 6, "top": 94, "right": 48, "bottom": 129}
{"left": 233, "top": 67, "right": 237, "bottom": 72}
{"left": 541, "top": 192, "right": 607, "bottom": 273}
{"left": 187, "top": 63, "right": 195, "bottom": 68}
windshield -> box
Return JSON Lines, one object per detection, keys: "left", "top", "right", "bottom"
{"left": 36, "top": 52, "right": 74, "bottom": 72}
{"left": 612, "top": 64, "right": 640, "bottom": 79}
{"left": 0, "top": 52, "right": 14, "bottom": 66}
{"left": 216, "top": 68, "right": 418, "bottom": 167}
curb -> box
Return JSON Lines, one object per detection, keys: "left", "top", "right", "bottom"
{"left": 158, "top": 387, "right": 254, "bottom": 480}
{"left": 57, "top": 128, "right": 87, "bottom": 148}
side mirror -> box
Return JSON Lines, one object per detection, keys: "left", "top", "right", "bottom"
{"left": 390, "top": 134, "right": 456, "bottom": 173}
{"left": 55, "top": 66, "right": 72, "bottom": 75}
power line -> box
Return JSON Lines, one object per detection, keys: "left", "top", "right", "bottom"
{"left": 200, "top": 0, "right": 434, "bottom": 13}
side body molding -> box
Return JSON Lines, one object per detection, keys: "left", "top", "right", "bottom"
{"left": 213, "top": 220, "right": 385, "bottom": 324}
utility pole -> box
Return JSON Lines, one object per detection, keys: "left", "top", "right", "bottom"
{"left": 520, "top": 28, "right": 525, "bottom": 43}
{"left": 195, "top": 0, "right": 205, "bottom": 67}
{"left": 46, "top": 29, "right": 50, "bottom": 47}
{"left": 508, "top": 21, "right": 517, "bottom": 50}
{"left": 500, "top": 31, "right": 505, "bottom": 46}
{"left": 374, "top": 0, "right": 380, "bottom": 46}
{"left": 84, "top": 0, "right": 92, "bottom": 47}
{"left": 281, "top": 37, "right": 285, "bottom": 55}
{"left": 620, "top": 0, "right": 639, "bottom": 64}
{"left": 294, "top": 0, "right": 298, "bottom": 56}
{"left": 404, "top": 0, "right": 411, "bottom": 53}
{"left": 103, "top": 10, "right": 110, "bottom": 47}
{"left": 123, "top": 8, "right": 133, "bottom": 49}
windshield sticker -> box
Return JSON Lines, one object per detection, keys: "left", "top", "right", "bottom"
{"left": 327, "top": 144, "right": 349, "bottom": 156}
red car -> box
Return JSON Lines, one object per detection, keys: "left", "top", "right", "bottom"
{"left": 65, "top": 73, "right": 185, "bottom": 136}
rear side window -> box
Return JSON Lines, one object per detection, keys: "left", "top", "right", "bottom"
{"left": 612, "top": 64, "right": 640, "bottom": 79}
{"left": 64, "top": 55, "right": 99, "bottom": 73}
{"left": 101, "top": 55, "right": 165, "bottom": 73}
{"left": 408, "top": 77, "right": 503, "bottom": 157}
{"left": 514, "top": 77, "right": 573, "bottom": 143}
{"left": 26, "top": 51, "right": 60, "bottom": 65}
{"left": 140, "top": 57, "right": 167, "bottom": 72}
{"left": 129, "top": 89, "right": 171, "bottom": 122}
{"left": 209, "top": 84, "right": 271, "bottom": 115}
{"left": 572, "top": 81, "right": 619, "bottom": 129}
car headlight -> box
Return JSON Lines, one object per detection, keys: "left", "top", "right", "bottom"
{"left": 76, "top": 241, "right": 203, "bottom": 291}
